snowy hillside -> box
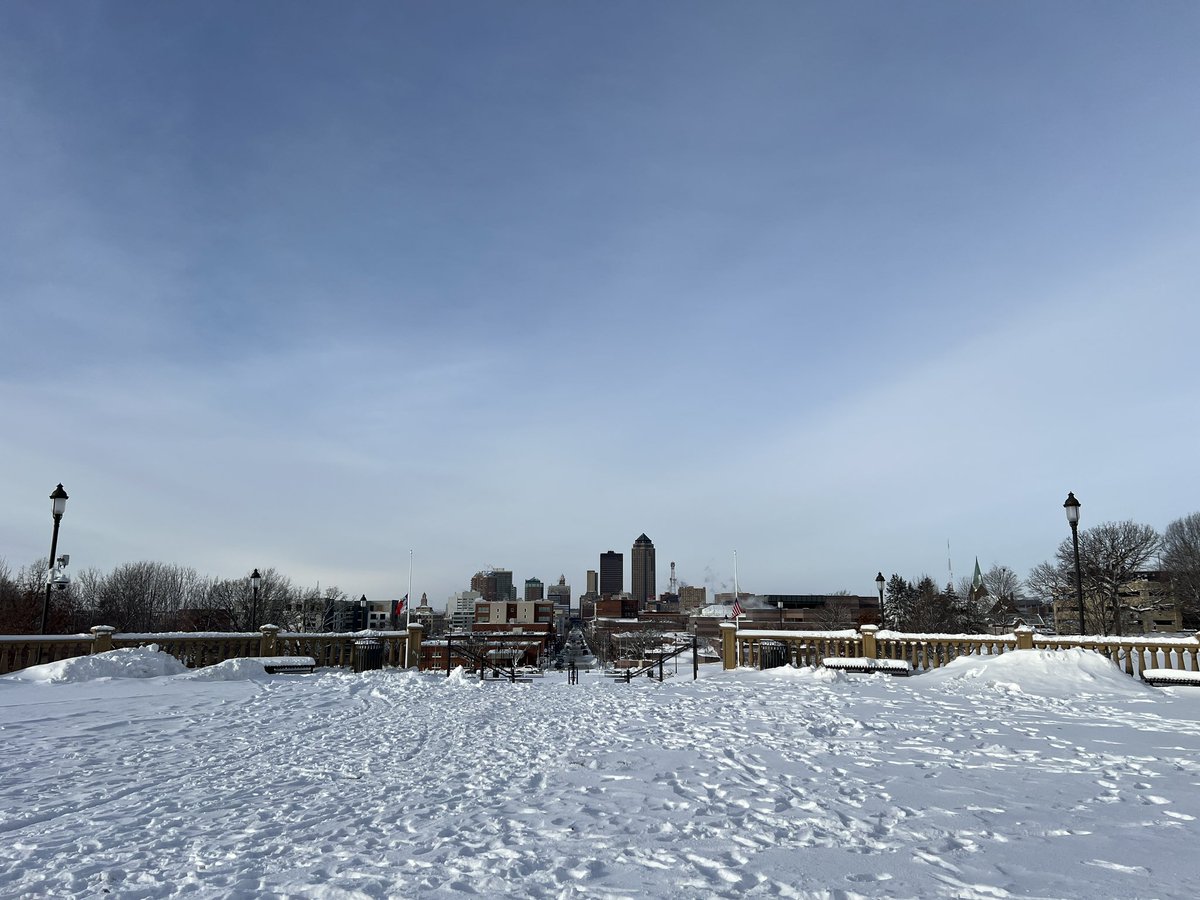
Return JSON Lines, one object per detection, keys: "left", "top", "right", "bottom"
{"left": 2, "top": 649, "right": 1199, "bottom": 898}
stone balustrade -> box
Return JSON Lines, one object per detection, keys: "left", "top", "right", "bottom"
{"left": 1034, "top": 633, "right": 1200, "bottom": 676}
{"left": 0, "top": 623, "right": 425, "bottom": 676}
{"left": 0, "top": 634, "right": 95, "bottom": 674}
{"left": 720, "top": 622, "right": 1200, "bottom": 677}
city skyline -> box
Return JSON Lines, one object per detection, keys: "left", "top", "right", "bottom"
{"left": 3, "top": 4, "right": 1199, "bottom": 610}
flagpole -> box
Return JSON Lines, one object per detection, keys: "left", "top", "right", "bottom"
{"left": 733, "top": 549, "right": 739, "bottom": 632}
{"left": 406, "top": 550, "right": 413, "bottom": 628}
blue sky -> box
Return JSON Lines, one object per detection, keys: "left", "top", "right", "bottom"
{"left": 3, "top": 2, "right": 1199, "bottom": 609}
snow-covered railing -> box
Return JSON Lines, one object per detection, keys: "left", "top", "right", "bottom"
{"left": 273, "top": 630, "right": 411, "bottom": 669}
{"left": 1034, "top": 634, "right": 1200, "bottom": 677}
{"left": 0, "top": 633, "right": 94, "bottom": 674}
{"left": 719, "top": 623, "right": 1200, "bottom": 677}
{"left": 110, "top": 629, "right": 262, "bottom": 667}
{"left": 0, "top": 623, "right": 426, "bottom": 675}
{"left": 876, "top": 630, "right": 1019, "bottom": 670}
{"left": 724, "top": 628, "right": 861, "bottom": 670}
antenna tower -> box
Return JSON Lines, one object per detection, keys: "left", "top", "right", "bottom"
{"left": 668, "top": 561, "right": 678, "bottom": 594}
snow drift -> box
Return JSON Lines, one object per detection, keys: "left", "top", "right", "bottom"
{"left": 0, "top": 646, "right": 189, "bottom": 683}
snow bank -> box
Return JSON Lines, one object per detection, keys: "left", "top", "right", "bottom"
{"left": 178, "top": 657, "right": 271, "bottom": 681}
{"left": 1, "top": 646, "right": 188, "bottom": 684}
{"left": 917, "top": 647, "right": 1153, "bottom": 698}
{"left": 445, "top": 665, "right": 479, "bottom": 686}
{"left": 759, "top": 663, "right": 848, "bottom": 684}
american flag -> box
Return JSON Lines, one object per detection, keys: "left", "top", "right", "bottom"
{"left": 731, "top": 597, "right": 743, "bottom": 619}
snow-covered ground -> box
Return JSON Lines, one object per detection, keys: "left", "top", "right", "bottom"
{"left": 2, "top": 648, "right": 1199, "bottom": 899}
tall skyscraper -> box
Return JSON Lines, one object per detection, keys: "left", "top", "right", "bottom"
{"left": 524, "top": 577, "right": 545, "bottom": 601}
{"left": 631, "top": 533, "right": 656, "bottom": 608}
{"left": 599, "top": 551, "right": 623, "bottom": 596}
{"left": 586, "top": 570, "right": 598, "bottom": 594}
{"left": 471, "top": 568, "right": 516, "bottom": 603}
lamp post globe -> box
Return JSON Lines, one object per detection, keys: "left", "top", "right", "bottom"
{"left": 50, "top": 484, "right": 68, "bottom": 519}
{"left": 250, "top": 568, "right": 262, "bottom": 629}
{"left": 1063, "top": 492, "right": 1085, "bottom": 635}
{"left": 875, "top": 572, "right": 886, "bottom": 627}
{"left": 1063, "top": 491, "right": 1080, "bottom": 526}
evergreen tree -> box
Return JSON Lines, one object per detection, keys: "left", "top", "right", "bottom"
{"left": 941, "top": 581, "right": 980, "bottom": 633}
{"left": 883, "top": 574, "right": 912, "bottom": 630}
{"left": 907, "top": 575, "right": 943, "bottom": 632}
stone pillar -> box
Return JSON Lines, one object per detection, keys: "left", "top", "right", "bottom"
{"left": 90, "top": 625, "right": 116, "bottom": 654}
{"left": 859, "top": 624, "right": 878, "bottom": 659}
{"left": 1015, "top": 625, "right": 1035, "bottom": 650}
{"left": 719, "top": 622, "right": 737, "bottom": 670}
{"left": 406, "top": 622, "right": 424, "bottom": 669}
{"left": 259, "top": 624, "right": 280, "bottom": 657}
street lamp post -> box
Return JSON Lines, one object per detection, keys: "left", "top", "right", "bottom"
{"left": 250, "top": 568, "right": 262, "bottom": 628}
{"left": 875, "top": 572, "right": 886, "bottom": 628}
{"left": 40, "top": 484, "right": 69, "bottom": 636}
{"left": 777, "top": 600, "right": 784, "bottom": 629}
{"left": 1064, "top": 492, "right": 1084, "bottom": 635}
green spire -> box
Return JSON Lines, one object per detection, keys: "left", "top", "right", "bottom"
{"left": 972, "top": 557, "right": 984, "bottom": 591}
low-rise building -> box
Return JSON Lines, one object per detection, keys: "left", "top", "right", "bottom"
{"left": 473, "top": 600, "right": 555, "bottom": 629}
{"left": 1051, "top": 570, "right": 1181, "bottom": 635}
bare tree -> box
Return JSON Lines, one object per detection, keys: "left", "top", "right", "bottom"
{"left": 2, "top": 559, "right": 53, "bottom": 633}
{"left": 253, "top": 568, "right": 297, "bottom": 628}
{"left": 95, "top": 562, "right": 206, "bottom": 631}
{"left": 1163, "top": 512, "right": 1200, "bottom": 629}
{"left": 1026, "top": 561, "right": 1071, "bottom": 631}
{"left": 984, "top": 565, "right": 1024, "bottom": 604}
{"left": 1041, "top": 521, "right": 1161, "bottom": 635}
{"left": 811, "top": 596, "right": 857, "bottom": 630}
{"left": 620, "top": 629, "right": 666, "bottom": 662}
{"left": 0, "top": 557, "right": 33, "bottom": 633}
{"left": 65, "top": 567, "right": 106, "bottom": 632}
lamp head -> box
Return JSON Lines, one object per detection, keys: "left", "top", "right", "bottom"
{"left": 50, "top": 483, "right": 68, "bottom": 518}
{"left": 1063, "top": 492, "right": 1081, "bottom": 526}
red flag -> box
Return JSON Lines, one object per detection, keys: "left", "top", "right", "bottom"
{"left": 394, "top": 595, "right": 407, "bottom": 617}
